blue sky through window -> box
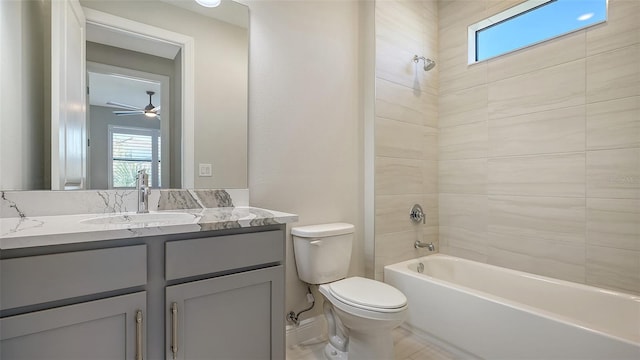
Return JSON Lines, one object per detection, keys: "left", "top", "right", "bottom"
{"left": 476, "top": 0, "right": 607, "bottom": 61}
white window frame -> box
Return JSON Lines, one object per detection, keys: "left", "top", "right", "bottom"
{"left": 468, "top": 0, "right": 608, "bottom": 64}
{"left": 108, "top": 125, "right": 161, "bottom": 189}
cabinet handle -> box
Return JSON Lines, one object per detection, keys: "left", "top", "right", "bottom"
{"left": 135, "top": 310, "right": 143, "bottom": 360}
{"left": 171, "top": 302, "right": 178, "bottom": 359}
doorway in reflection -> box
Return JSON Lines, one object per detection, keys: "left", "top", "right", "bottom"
{"left": 86, "top": 48, "right": 175, "bottom": 189}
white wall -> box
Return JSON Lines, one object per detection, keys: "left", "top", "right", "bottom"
{"left": 0, "top": 0, "right": 49, "bottom": 190}
{"left": 246, "top": 0, "right": 364, "bottom": 320}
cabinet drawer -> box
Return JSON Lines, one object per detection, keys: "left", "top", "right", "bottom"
{"left": 165, "top": 230, "right": 284, "bottom": 281}
{"left": 1, "top": 245, "right": 146, "bottom": 311}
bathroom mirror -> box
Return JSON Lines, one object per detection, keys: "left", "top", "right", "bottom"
{"left": 0, "top": 0, "right": 248, "bottom": 191}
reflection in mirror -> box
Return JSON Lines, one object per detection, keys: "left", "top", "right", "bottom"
{"left": 87, "top": 62, "right": 171, "bottom": 189}
{"left": 0, "top": 0, "right": 248, "bottom": 191}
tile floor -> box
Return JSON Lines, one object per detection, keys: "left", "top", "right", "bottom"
{"left": 286, "top": 327, "right": 456, "bottom": 360}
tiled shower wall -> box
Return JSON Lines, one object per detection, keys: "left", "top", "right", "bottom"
{"left": 437, "top": 0, "right": 639, "bottom": 295}
{"left": 374, "top": 0, "right": 439, "bottom": 280}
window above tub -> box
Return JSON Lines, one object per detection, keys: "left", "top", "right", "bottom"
{"left": 468, "top": 0, "right": 607, "bottom": 64}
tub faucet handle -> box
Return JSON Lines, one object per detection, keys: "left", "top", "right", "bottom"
{"left": 410, "top": 204, "right": 425, "bottom": 224}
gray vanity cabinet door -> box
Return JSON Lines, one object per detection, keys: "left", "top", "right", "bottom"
{"left": 0, "top": 292, "right": 146, "bottom": 360}
{"left": 166, "top": 266, "right": 284, "bottom": 360}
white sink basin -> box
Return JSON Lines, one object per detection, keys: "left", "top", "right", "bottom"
{"left": 81, "top": 212, "right": 196, "bottom": 225}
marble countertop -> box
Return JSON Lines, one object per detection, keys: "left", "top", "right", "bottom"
{"left": 0, "top": 207, "right": 298, "bottom": 250}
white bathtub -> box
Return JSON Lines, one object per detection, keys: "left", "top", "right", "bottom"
{"left": 384, "top": 254, "right": 640, "bottom": 359}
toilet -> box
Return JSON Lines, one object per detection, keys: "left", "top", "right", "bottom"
{"left": 291, "top": 223, "right": 407, "bottom": 360}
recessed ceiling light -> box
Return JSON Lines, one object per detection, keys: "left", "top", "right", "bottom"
{"left": 577, "top": 13, "right": 594, "bottom": 21}
{"left": 195, "top": 0, "right": 221, "bottom": 8}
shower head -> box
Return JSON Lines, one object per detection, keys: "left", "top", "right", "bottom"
{"left": 413, "top": 55, "right": 436, "bottom": 72}
{"left": 423, "top": 58, "right": 436, "bottom": 71}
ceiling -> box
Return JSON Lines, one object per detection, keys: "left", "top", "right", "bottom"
{"left": 88, "top": 72, "right": 161, "bottom": 111}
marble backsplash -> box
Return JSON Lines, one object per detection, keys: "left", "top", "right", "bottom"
{"left": 0, "top": 189, "right": 249, "bottom": 219}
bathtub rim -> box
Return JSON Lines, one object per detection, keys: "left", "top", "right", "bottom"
{"left": 384, "top": 254, "right": 640, "bottom": 347}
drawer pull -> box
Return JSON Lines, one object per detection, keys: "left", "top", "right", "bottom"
{"left": 135, "top": 310, "right": 143, "bottom": 360}
{"left": 171, "top": 302, "right": 178, "bottom": 359}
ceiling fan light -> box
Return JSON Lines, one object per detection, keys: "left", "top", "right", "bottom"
{"left": 145, "top": 112, "right": 157, "bottom": 118}
{"left": 195, "top": 0, "right": 221, "bottom": 7}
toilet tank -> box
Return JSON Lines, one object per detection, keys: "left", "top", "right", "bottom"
{"left": 291, "top": 223, "right": 354, "bottom": 284}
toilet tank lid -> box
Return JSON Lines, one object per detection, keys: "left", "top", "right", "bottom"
{"left": 291, "top": 223, "right": 354, "bottom": 238}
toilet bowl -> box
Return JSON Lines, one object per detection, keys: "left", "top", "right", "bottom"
{"left": 291, "top": 223, "right": 408, "bottom": 360}
{"left": 319, "top": 277, "right": 407, "bottom": 360}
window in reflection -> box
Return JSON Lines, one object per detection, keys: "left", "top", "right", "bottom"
{"left": 109, "top": 126, "right": 161, "bottom": 188}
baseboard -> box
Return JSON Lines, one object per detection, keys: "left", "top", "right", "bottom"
{"left": 286, "top": 315, "right": 327, "bottom": 347}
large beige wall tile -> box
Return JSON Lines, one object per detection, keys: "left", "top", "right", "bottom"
{"left": 587, "top": 198, "right": 640, "bottom": 251}
{"left": 440, "top": 226, "right": 488, "bottom": 259}
{"left": 376, "top": 157, "right": 427, "bottom": 196}
{"left": 438, "top": 9, "right": 487, "bottom": 94}
{"left": 489, "top": 106, "right": 585, "bottom": 157}
{"left": 439, "top": 85, "right": 488, "bottom": 128}
{"left": 375, "top": 117, "right": 434, "bottom": 159}
{"left": 376, "top": 0, "right": 428, "bottom": 49}
{"left": 587, "top": 148, "right": 640, "bottom": 199}
{"left": 440, "top": 57, "right": 488, "bottom": 95}
{"left": 376, "top": 37, "right": 436, "bottom": 91}
{"left": 586, "top": 245, "right": 640, "bottom": 295}
{"left": 376, "top": 78, "right": 438, "bottom": 127}
{"left": 439, "top": 244, "right": 489, "bottom": 263}
{"left": 586, "top": 44, "right": 640, "bottom": 104}
{"left": 439, "top": 194, "right": 488, "bottom": 260}
{"left": 439, "top": 158, "right": 487, "bottom": 194}
{"left": 437, "top": 19, "right": 467, "bottom": 73}
{"left": 488, "top": 195, "right": 586, "bottom": 244}
{"left": 488, "top": 60, "right": 586, "bottom": 119}
{"left": 586, "top": 0, "right": 640, "bottom": 56}
{"left": 488, "top": 31, "right": 586, "bottom": 83}
{"left": 422, "top": 160, "right": 439, "bottom": 194}
{"left": 488, "top": 153, "right": 586, "bottom": 197}
{"left": 440, "top": 194, "right": 488, "bottom": 231}
{"left": 438, "top": 0, "right": 486, "bottom": 30}
{"left": 485, "top": 0, "right": 527, "bottom": 14}
{"left": 439, "top": 121, "right": 487, "bottom": 160}
{"left": 376, "top": 194, "right": 438, "bottom": 235}
{"left": 586, "top": 96, "right": 640, "bottom": 150}
{"left": 487, "top": 232, "right": 586, "bottom": 283}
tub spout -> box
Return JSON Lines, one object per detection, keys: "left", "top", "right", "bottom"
{"left": 414, "top": 240, "right": 435, "bottom": 251}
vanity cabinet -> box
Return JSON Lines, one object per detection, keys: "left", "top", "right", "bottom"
{"left": 0, "top": 292, "right": 146, "bottom": 360}
{"left": 0, "top": 245, "right": 147, "bottom": 360}
{"left": 0, "top": 225, "right": 286, "bottom": 360}
{"left": 166, "top": 266, "right": 284, "bottom": 360}
{"left": 164, "top": 229, "right": 285, "bottom": 360}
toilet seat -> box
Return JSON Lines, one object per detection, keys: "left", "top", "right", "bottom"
{"left": 327, "top": 277, "right": 407, "bottom": 313}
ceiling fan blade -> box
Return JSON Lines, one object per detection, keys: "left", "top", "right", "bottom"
{"left": 152, "top": 105, "right": 161, "bottom": 112}
{"left": 107, "top": 101, "right": 142, "bottom": 110}
{"left": 114, "top": 110, "right": 145, "bottom": 116}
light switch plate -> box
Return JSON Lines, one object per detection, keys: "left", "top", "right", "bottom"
{"left": 199, "top": 163, "right": 212, "bottom": 177}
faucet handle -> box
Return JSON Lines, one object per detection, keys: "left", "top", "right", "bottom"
{"left": 409, "top": 204, "right": 425, "bottom": 224}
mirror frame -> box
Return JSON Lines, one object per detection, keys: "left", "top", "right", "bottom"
{"left": 83, "top": 7, "right": 196, "bottom": 188}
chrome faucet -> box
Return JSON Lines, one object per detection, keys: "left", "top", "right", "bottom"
{"left": 409, "top": 204, "right": 426, "bottom": 224}
{"left": 414, "top": 240, "right": 435, "bottom": 251}
{"left": 136, "top": 169, "right": 149, "bottom": 214}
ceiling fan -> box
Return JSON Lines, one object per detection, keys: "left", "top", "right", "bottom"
{"left": 108, "top": 91, "right": 161, "bottom": 119}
